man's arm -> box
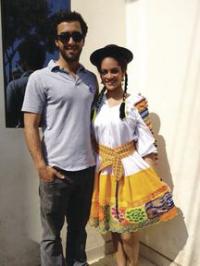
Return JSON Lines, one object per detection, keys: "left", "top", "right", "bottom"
{"left": 24, "top": 112, "right": 64, "bottom": 182}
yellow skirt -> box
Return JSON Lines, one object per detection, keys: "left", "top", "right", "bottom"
{"left": 90, "top": 167, "right": 177, "bottom": 233}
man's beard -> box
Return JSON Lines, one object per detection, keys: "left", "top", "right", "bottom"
{"left": 60, "top": 46, "right": 82, "bottom": 63}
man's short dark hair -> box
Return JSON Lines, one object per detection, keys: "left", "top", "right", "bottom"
{"left": 53, "top": 10, "right": 88, "bottom": 38}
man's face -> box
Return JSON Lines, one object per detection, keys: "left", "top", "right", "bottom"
{"left": 55, "top": 21, "right": 85, "bottom": 63}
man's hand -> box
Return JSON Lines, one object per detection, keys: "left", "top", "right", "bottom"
{"left": 38, "top": 165, "right": 65, "bottom": 182}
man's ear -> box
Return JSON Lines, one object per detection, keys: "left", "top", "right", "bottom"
{"left": 55, "top": 39, "right": 59, "bottom": 48}
{"left": 82, "top": 38, "right": 85, "bottom": 47}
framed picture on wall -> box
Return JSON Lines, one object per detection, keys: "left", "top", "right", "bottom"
{"left": 0, "top": 0, "right": 70, "bottom": 128}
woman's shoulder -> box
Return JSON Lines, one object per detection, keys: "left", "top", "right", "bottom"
{"left": 126, "top": 92, "right": 152, "bottom": 129}
{"left": 126, "top": 92, "right": 147, "bottom": 106}
{"left": 126, "top": 93, "right": 148, "bottom": 112}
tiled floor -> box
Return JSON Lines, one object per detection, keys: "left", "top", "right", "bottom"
{"left": 90, "top": 254, "right": 156, "bottom": 266}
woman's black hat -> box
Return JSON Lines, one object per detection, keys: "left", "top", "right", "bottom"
{"left": 90, "top": 44, "right": 133, "bottom": 67}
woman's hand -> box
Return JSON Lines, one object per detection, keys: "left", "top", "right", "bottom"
{"left": 143, "top": 153, "right": 157, "bottom": 169}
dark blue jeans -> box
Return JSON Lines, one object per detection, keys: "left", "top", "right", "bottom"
{"left": 39, "top": 166, "right": 95, "bottom": 266}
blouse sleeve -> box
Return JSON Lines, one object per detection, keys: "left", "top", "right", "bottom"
{"left": 132, "top": 94, "right": 157, "bottom": 158}
{"left": 134, "top": 94, "right": 153, "bottom": 132}
{"left": 134, "top": 108, "right": 157, "bottom": 157}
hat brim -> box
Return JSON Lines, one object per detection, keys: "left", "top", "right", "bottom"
{"left": 90, "top": 45, "right": 133, "bottom": 67}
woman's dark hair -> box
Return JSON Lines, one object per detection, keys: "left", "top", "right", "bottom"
{"left": 119, "top": 72, "right": 128, "bottom": 119}
{"left": 53, "top": 10, "right": 88, "bottom": 37}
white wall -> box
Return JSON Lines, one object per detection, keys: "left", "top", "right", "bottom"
{"left": 71, "top": 0, "right": 126, "bottom": 74}
{"left": 126, "top": 0, "right": 200, "bottom": 265}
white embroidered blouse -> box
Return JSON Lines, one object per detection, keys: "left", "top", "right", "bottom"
{"left": 93, "top": 94, "right": 157, "bottom": 176}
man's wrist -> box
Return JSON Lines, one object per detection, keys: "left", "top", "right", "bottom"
{"left": 35, "top": 162, "right": 47, "bottom": 170}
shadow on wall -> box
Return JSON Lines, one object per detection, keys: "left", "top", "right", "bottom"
{"left": 141, "top": 209, "right": 188, "bottom": 266}
{"left": 150, "top": 112, "right": 174, "bottom": 190}
{"left": 0, "top": 238, "right": 40, "bottom": 266}
{"left": 140, "top": 113, "right": 188, "bottom": 265}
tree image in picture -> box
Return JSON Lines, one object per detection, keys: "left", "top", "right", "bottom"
{"left": 1, "top": 0, "right": 69, "bottom": 127}
{"left": 1, "top": 0, "right": 66, "bottom": 85}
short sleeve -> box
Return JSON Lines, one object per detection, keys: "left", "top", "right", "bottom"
{"left": 134, "top": 109, "right": 157, "bottom": 157}
{"left": 22, "top": 71, "right": 46, "bottom": 114}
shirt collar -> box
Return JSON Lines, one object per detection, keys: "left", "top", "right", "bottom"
{"left": 48, "top": 59, "right": 86, "bottom": 73}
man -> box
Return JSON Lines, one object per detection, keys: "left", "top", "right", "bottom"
{"left": 6, "top": 37, "right": 45, "bottom": 127}
{"left": 22, "top": 10, "right": 98, "bottom": 266}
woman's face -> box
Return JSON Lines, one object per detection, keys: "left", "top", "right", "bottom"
{"left": 100, "top": 57, "right": 124, "bottom": 92}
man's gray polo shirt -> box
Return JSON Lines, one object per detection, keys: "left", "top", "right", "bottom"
{"left": 22, "top": 60, "right": 97, "bottom": 171}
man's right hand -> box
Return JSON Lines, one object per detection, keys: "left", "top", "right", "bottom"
{"left": 38, "top": 165, "right": 65, "bottom": 182}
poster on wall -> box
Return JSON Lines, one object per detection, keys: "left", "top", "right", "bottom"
{"left": 1, "top": 0, "right": 70, "bottom": 128}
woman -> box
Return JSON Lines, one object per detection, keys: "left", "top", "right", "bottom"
{"left": 90, "top": 44, "right": 177, "bottom": 266}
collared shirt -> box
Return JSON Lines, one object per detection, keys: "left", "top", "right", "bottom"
{"left": 22, "top": 60, "right": 98, "bottom": 171}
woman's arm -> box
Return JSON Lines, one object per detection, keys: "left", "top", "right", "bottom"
{"left": 143, "top": 153, "right": 157, "bottom": 169}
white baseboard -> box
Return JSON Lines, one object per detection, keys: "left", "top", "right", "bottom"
{"left": 87, "top": 239, "right": 181, "bottom": 266}
{"left": 87, "top": 240, "right": 113, "bottom": 263}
